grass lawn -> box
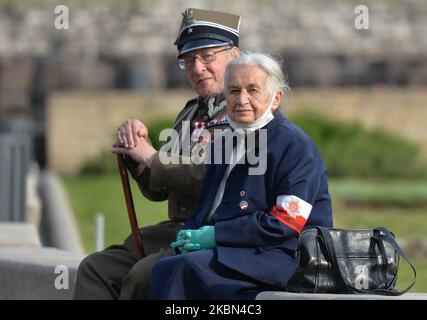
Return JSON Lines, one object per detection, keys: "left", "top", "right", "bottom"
{"left": 330, "top": 178, "right": 427, "bottom": 239}
{"left": 329, "top": 178, "right": 427, "bottom": 207}
{"left": 333, "top": 205, "right": 427, "bottom": 239}
{"left": 62, "top": 174, "right": 427, "bottom": 292}
{"left": 396, "top": 260, "right": 426, "bottom": 293}
{"left": 62, "top": 174, "right": 168, "bottom": 253}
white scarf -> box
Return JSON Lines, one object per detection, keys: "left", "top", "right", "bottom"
{"left": 226, "top": 94, "right": 276, "bottom": 133}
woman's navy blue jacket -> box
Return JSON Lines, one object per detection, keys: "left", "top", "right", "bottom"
{"left": 184, "top": 110, "right": 333, "bottom": 287}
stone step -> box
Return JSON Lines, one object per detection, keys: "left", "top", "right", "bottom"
{"left": 0, "top": 247, "right": 85, "bottom": 300}
{"left": 0, "top": 223, "right": 41, "bottom": 248}
{"left": 256, "top": 291, "right": 427, "bottom": 300}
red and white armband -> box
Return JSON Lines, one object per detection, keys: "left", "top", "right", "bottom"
{"left": 270, "top": 195, "right": 313, "bottom": 234}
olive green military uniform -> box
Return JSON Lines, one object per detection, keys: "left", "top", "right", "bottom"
{"left": 74, "top": 95, "right": 230, "bottom": 300}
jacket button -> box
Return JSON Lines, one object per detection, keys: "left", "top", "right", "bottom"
{"left": 240, "top": 191, "right": 245, "bottom": 197}
{"left": 179, "top": 206, "right": 186, "bottom": 212}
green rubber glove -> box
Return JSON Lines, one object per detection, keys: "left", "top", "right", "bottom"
{"left": 170, "top": 226, "right": 216, "bottom": 253}
{"left": 186, "top": 226, "right": 216, "bottom": 249}
{"left": 170, "top": 230, "right": 191, "bottom": 251}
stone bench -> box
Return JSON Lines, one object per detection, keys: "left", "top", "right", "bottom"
{"left": 0, "top": 247, "right": 85, "bottom": 300}
{"left": 0, "top": 222, "right": 84, "bottom": 300}
{"left": 256, "top": 291, "right": 427, "bottom": 300}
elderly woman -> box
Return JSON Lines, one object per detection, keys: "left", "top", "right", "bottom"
{"left": 148, "top": 52, "right": 333, "bottom": 300}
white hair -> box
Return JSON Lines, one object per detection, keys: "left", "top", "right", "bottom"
{"left": 224, "top": 51, "right": 289, "bottom": 98}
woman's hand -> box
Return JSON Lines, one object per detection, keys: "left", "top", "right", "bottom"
{"left": 171, "top": 226, "right": 216, "bottom": 253}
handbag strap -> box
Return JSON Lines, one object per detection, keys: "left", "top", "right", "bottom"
{"left": 317, "top": 227, "right": 416, "bottom": 296}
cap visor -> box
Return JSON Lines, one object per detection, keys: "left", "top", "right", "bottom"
{"left": 178, "top": 39, "right": 230, "bottom": 58}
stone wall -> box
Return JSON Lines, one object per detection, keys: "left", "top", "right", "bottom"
{"left": 46, "top": 89, "right": 193, "bottom": 174}
{"left": 287, "top": 88, "right": 427, "bottom": 156}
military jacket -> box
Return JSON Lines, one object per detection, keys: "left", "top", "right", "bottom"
{"left": 126, "top": 94, "right": 230, "bottom": 221}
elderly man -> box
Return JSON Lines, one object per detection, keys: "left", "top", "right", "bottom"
{"left": 74, "top": 8, "right": 240, "bottom": 300}
{"left": 148, "top": 52, "right": 333, "bottom": 300}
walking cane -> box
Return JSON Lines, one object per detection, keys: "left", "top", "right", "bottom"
{"left": 116, "top": 154, "right": 145, "bottom": 260}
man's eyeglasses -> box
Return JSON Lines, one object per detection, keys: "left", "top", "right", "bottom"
{"left": 177, "top": 47, "right": 232, "bottom": 70}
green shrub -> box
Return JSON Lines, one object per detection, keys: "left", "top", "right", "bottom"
{"left": 80, "top": 113, "right": 427, "bottom": 179}
{"left": 80, "top": 150, "right": 118, "bottom": 175}
{"left": 147, "top": 117, "right": 176, "bottom": 150}
{"left": 290, "top": 112, "right": 427, "bottom": 179}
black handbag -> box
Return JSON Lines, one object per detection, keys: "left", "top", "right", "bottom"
{"left": 286, "top": 227, "right": 416, "bottom": 295}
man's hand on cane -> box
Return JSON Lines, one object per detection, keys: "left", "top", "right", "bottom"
{"left": 112, "top": 119, "right": 157, "bottom": 168}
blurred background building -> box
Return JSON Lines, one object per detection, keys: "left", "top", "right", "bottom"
{"left": 0, "top": 0, "right": 425, "bottom": 171}
{"left": 0, "top": 0, "right": 426, "bottom": 174}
